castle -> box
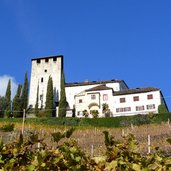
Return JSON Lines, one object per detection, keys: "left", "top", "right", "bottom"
{"left": 29, "top": 55, "right": 168, "bottom": 117}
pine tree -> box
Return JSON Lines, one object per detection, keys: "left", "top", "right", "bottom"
{"left": 21, "top": 72, "right": 29, "bottom": 111}
{"left": 4, "top": 79, "right": 11, "bottom": 118}
{"left": 35, "top": 84, "right": 39, "bottom": 116}
{"left": 45, "top": 76, "right": 53, "bottom": 117}
{"left": 13, "top": 84, "right": 22, "bottom": 117}
{"left": 58, "top": 70, "right": 68, "bottom": 117}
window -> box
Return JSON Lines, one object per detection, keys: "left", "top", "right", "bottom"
{"left": 103, "top": 94, "right": 108, "bottom": 101}
{"left": 147, "top": 94, "right": 153, "bottom": 100}
{"left": 40, "top": 95, "right": 43, "bottom": 101}
{"left": 44, "top": 69, "right": 47, "bottom": 73}
{"left": 45, "top": 58, "right": 49, "bottom": 63}
{"left": 79, "top": 99, "right": 83, "bottom": 103}
{"left": 133, "top": 96, "right": 139, "bottom": 101}
{"left": 136, "top": 106, "right": 144, "bottom": 111}
{"left": 91, "top": 94, "right": 96, "bottom": 100}
{"left": 37, "top": 59, "right": 41, "bottom": 64}
{"left": 53, "top": 57, "right": 57, "bottom": 62}
{"left": 147, "top": 104, "right": 155, "bottom": 110}
{"left": 77, "top": 111, "right": 83, "bottom": 116}
{"left": 116, "top": 107, "right": 131, "bottom": 113}
{"left": 120, "top": 98, "right": 126, "bottom": 103}
{"left": 41, "top": 77, "right": 43, "bottom": 83}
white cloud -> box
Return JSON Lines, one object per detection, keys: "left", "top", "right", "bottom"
{"left": 0, "top": 75, "right": 18, "bottom": 99}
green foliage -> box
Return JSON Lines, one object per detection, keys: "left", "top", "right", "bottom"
{"left": 0, "top": 113, "right": 171, "bottom": 128}
{"left": 103, "top": 131, "right": 115, "bottom": 148}
{"left": 0, "top": 128, "right": 92, "bottom": 170}
{"left": 91, "top": 110, "right": 99, "bottom": 118}
{"left": 4, "top": 79, "right": 11, "bottom": 118}
{"left": 0, "top": 123, "right": 15, "bottom": 132}
{"left": 101, "top": 132, "right": 171, "bottom": 171}
{"left": 83, "top": 110, "right": 89, "bottom": 118}
{"left": 58, "top": 70, "right": 68, "bottom": 117}
{"left": 21, "top": 72, "right": 29, "bottom": 111}
{"left": 158, "top": 104, "right": 168, "bottom": 114}
{"left": 13, "top": 84, "right": 22, "bottom": 117}
{"left": 0, "top": 130, "right": 171, "bottom": 170}
{"left": 35, "top": 84, "right": 39, "bottom": 116}
{"left": 51, "top": 127, "right": 75, "bottom": 144}
{"left": 0, "top": 96, "right": 7, "bottom": 117}
{"left": 51, "top": 132, "right": 65, "bottom": 143}
{"left": 45, "top": 76, "right": 54, "bottom": 117}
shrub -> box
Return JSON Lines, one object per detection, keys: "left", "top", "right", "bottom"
{"left": 91, "top": 110, "right": 99, "bottom": 118}
{"left": 158, "top": 104, "right": 168, "bottom": 114}
{"left": 0, "top": 123, "right": 15, "bottom": 132}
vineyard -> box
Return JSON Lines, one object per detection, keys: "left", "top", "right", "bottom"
{"left": 0, "top": 122, "right": 171, "bottom": 170}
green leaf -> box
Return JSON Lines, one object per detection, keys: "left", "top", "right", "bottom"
{"left": 132, "top": 163, "right": 141, "bottom": 171}
{"left": 105, "top": 161, "right": 117, "bottom": 170}
{"left": 51, "top": 132, "right": 65, "bottom": 143}
{"left": 65, "top": 127, "right": 75, "bottom": 138}
{"left": 27, "top": 165, "right": 36, "bottom": 171}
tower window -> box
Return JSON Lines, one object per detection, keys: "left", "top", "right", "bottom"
{"left": 37, "top": 59, "right": 41, "bottom": 64}
{"left": 41, "top": 77, "right": 43, "bottom": 83}
{"left": 53, "top": 57, "right": 57, "bottom": 62}
{"left": 45, "top": 58, "right": 49, "bottom": 63}
{"left": 44, "top": 69, "right": 47, "bottom": 73}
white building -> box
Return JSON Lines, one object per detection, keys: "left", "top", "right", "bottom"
{"left": 29, "top": 55, "right": 63, "bottom": 113}
{"left": 28, "top": 55, "right": 168, "bottom": 117}
{"left": 66, "top": 81, "right": 168, "bottom": 117}
{"left": 65, "top": 80, "right": 128, "bottom": 110}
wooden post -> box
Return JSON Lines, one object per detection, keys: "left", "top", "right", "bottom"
{"left": 148, "top": 134, "right": 151, "bottom": 154}
{"left": 95, "top": 127, "right": 97, "bottom": 137}
{"left": 91, "top": 144, "right": 94, "bottom": 157}
{"left": 122, "top": 129, "right": 125, "bottom": 136}
{"left": 168, "top": 118, "right": 170, "bottom": 127}
{"left": 131, "top": 123, "right": 134, "bottom": 130}
{"left": 22, "top": 109, "right": 26, "bottom": 135}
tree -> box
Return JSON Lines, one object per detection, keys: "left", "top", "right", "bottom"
{"left": 35, "top": 84, "right": 39, "bottom": 116}
{"left": 158, "top": 104, "right": 168, "bottom": 114}
{"left": 45, "top": 76, "right": 53, "bottom": 117}
{"left": 0, "top": 96, "right": 7, "bottom": 117}
{"left": 58, "top": 70, "right": 68, "bottom": 117}
{"left": 4, "top": 79, "right": 11, "bottom": 118}
{"left": 13, "top": 84, "right": 22, "bottom": 117}
{"left": 21, "top": 72, "right": 29, "bottom": 111}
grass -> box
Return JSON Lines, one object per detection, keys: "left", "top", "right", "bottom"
{"left": 0, "top": 113, "right": 170, "bottom": 128}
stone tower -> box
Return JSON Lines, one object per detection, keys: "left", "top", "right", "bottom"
{"left": 28, "top": 55, "right": 63, "bottom": 114}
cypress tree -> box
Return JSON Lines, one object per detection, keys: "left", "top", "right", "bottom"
{"left": 0, "top": 96, "right": 7, "bottom": 117}
{"left": 13, "top": 84, "right": 22, "bottom": 117}
{"left": 45, "top": 76, "right": 53, "bottom": 117}
{"left": 58, "top": 70, "right": 68, "bottom": 117}
{"left": 21, "top": 72, "right": 29, "bottom": 111}
{"left": 35, "top": 84, "right": 39, "bottom": 116}
{"left": 4, "top": 79, "right": 11, "bottom": 118}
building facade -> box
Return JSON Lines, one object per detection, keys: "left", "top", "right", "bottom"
{"left": 28, "top": 55, "right": 167, "bottom": 117}
{"left": 66, "top": 81, "right": 167, "bottom": 117}
{"left": 28, "top": 55, "right": 63, "bottom": 113}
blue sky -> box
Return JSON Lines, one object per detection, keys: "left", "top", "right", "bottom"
{"left": 0, "top": 1, "right": 171, "bottom": 109}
